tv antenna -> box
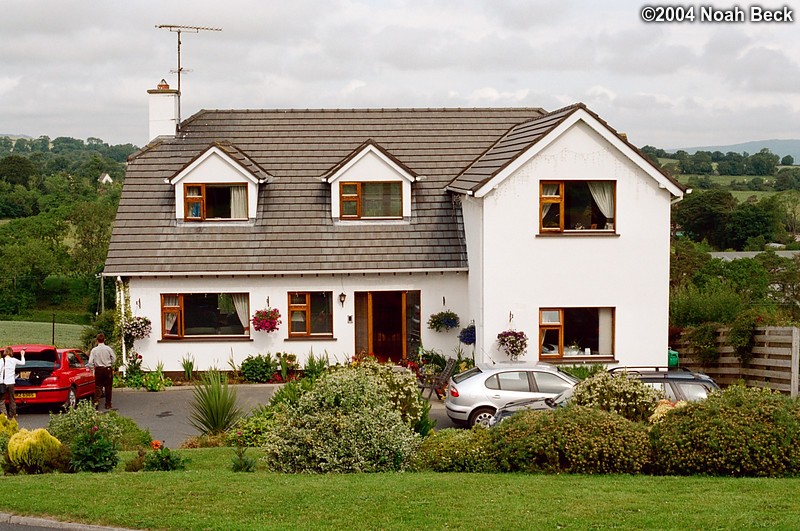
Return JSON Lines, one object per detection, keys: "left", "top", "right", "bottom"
{"left": 156, "top": 24, "right": 222, "bottom": 126}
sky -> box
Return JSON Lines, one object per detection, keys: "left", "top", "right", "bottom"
{"left": 1, "top": 0, "right": 798, "bottom": 149}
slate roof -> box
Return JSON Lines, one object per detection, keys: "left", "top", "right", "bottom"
{"left": 105, "top": 107, "right": 546, "bottom": 276}
{"left": 447, "top": 103, "right": 685, "bottom": 194}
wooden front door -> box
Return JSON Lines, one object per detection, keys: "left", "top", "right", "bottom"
{"left": 354, "top": 291, "right": 420, "bottom": 364}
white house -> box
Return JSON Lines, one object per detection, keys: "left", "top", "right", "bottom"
{"left": 103, "top": 82, "right": 684, "bottom": 373}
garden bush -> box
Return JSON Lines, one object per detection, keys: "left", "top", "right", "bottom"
{"left": 240, "top": 353, "right": 278, "bottom": 383}
{"left": 5, "top": 428, "right": 67, "bottom": 474}
{"left": 411, "top": 428, "right": 496, "bottom": 472}
{"left": 69, "top": 425, "right": 119, "bottom": 472}
{"left": 261, "top": 367, "right": 418, "bottom": 473}
{"left": 228, "top": 406, "right": 278, "bottom": 447}
{"left": 189, "top": 370, "right": 243, "bottom": 435}
{"left": 572, "top": 371, "right": 662, "bottom": 422}
{"left": 650, "top": 384, "right": 800, "bottom": 476}
{"left": 46, "top": 401, "right": 150, "bottom": 451}
{"left": 0, "top": 414, "right": 19, "bottom": 454}
{"left": 342, "top": 358, "right": 424, "bottom": 426}
{"left": 492, "top": 406, "right": 650, "bottom": 474}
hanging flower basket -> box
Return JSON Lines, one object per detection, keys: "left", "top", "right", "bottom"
{"left": 123, "top": 316, "right": 152, "bottom": 340}
{"left": 458, "top": 324, "right": 476, "bottom": 345}
{"left": 497, "top": 329, "right": 528, "bottom": 361}
{"left": 427, "top": 310, "right": 460, "bottom": 332}
{"left": 252, "top": 307, "right": 282, "bottom": 333}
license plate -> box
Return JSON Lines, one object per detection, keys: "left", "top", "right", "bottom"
{"left": 15, "top": 393, "right": 36, "bottom": 399}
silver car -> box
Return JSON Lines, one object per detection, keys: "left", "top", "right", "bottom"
{"left": 445, "top": 362, "right": 579, "bottom": 427}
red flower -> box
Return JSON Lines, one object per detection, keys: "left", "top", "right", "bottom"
{"left": 151, "top": 440, "right": 163, "bottom": 450}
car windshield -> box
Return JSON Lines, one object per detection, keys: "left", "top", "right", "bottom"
{"left": 676, "top": 382, "right": 716, "bottom": 401}
{"left": 549, "top": 386, "right": 575, "bottom": 407}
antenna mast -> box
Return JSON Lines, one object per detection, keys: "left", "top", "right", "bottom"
{"left": 156, "top": 24, "right": 222, "bottom": 127}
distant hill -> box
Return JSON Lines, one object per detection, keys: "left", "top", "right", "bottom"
{"left": 669, "top": 139, "right": 800, "bottom": 162}
{"left": 0, "top": 134, "right": 32, "bottom": 140}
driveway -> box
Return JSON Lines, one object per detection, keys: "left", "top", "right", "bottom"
{"left": 15, "top": 384, "right": 456, "bottom": 448}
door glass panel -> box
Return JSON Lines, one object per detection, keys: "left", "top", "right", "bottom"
{"left": 497, "top": 372, "right": 530, "bottom": 392}
{"left": 533, "top": 372, "right": 572, "bottom": 394}
{"left": 405, "top": 290, "right": 421, "bottom": 359}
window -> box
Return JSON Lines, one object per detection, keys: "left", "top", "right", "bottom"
{"left": 340, "top": 182, "right": 402, "bottom": 219}
{"left": 184, "top": 184, "right": 248, "bottom": 221}
{"left": 540, "top": 180, "right": 615, "bottom": 232}
{"left": 484, "top": 371, "right": 531, "bottom": 392}
{"left": 288, "top": 292, "right": 333, "bottom": 337}
{"left": 161, "top": 293, "right": 250, "bottom": 338}
{"left": 540, "top": 307, "right": 615, "bottom": 357}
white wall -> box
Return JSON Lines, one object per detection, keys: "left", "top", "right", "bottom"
{"left": 125, "top": 271, "right": 468, "bottom": 372}
{"left": 466, "top": 120, "right": 672, "bottom": 367}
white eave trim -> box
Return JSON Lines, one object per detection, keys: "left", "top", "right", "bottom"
{"left": 325, "top": 144, "right": 416, "bottom": 184}
{"left": 103, "top": 267, "right": 469, "bottom": 278}
{"left": 473, "top": 108, "right": 684, "bottom": 199}
{"left": 168, "top": 146, "right": 264, "bottom": 186}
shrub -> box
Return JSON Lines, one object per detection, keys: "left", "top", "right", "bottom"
{"left": 413, "top": 399, "right": 437, "bottom": 437}
{"left": 0, "top": 414, "right": 19, "bottom": 454}
{"left": 230, "top": 430, "right": 257, "bottom": 472}
{"left": 189, "top": 370, "right": 243, "bottom": 435}
{"left": 427, "top": 310, "right": 460, "bottom": 332}
{"left": 268, "top": 378, "right": 314, "bottom": 408}
{"left": 669, "top": 282, "right": 745, "bottom": 327}
{"left": 559, "top": 364, "right": 606, "bottom": 380}
{"left": 492, "top": 406, "right": 650, "bottom": 474}
{"left": 180, "top": 353, "right": 195, "bottom": 381}
{"left": 47, "top": 401, "right": 121, "bottom": 449}
{"left": 572, "top": 371, "right": 662, "bottom": 422}
{"left": 179, "top": 433, "right": 228, "bottom": 449}
{"left": 344, "top": 358, "right": 424, "bottom": 426}
{"left": 143, "top": 440, "right": 187, "bottom": 471}
{"left": 261, "top": 368, "right": 418, "bottom": 473}
{"left": 685, "top": 322, "right": 721, "bottom": 365}
{"left": 302, "top": 352, "right": 329, "bottom": 382}
{"left": 650, "top": 384, "right": 800, "bottom": 476}
{"left": 6, "top": 428, "right": 65, "bottom": 474}
{"left": 228, "top": 406, "right": 278, "bottom": 448}
{"left": 240, "top": 354, "right": 278, "bottom": 383}
{"left": 411, "top": 428, "right": 496, "bottom": 472}
{"left": 69, "top": 425, "right": 119, "bottom": 473}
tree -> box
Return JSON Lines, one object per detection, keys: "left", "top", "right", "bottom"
{"left": 723, "top": 197, "right": 783, "bottom": 250}
{"left": 782, "top": 155, "right": 795, "bottom": 166}
{"left": 746, "top": 148, "right": 780, "bottom": 176}
{"left": 776, "top": 190, "right": 800, "bottom": 236}
{"left": 0, "top": 155, "right": 38, "bottom": 187}
{"left": 30, "top": 136, "right": 51, "bottom": 153}
{"left": 672, "top": 189, "right": 737, "bottom": 248}
{"left": 69, "top": 200, "right": 116, "bottom": 276}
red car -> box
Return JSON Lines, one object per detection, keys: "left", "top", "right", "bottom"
{"left": 3, "top": 344, "right": 96, "bottom": 410}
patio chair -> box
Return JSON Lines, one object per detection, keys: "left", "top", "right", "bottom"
{"left": 418, "top": 357, "right": 457, "bottom": 400}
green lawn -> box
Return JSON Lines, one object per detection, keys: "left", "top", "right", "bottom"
{"left": 0, "top": 448, "right": 798, "bottom": 529}
{"left": 0, "top": 320, "right": 85, "bottom": 348}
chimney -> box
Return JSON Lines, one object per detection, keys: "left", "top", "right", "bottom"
{"left": 147, "top": 79, "right": 179, "bottom": 140}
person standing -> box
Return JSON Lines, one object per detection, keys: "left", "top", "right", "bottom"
{"left": 87, "top": 333, "right": 116, "bottom": 410}
{"left": 2, "top": 347, "right": 25, "bottom": 419}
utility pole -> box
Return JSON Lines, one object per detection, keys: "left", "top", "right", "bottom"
{"left": 155, "top": 24, "right": 222, "bottom": 127}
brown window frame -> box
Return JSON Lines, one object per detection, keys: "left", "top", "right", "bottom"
{"left": 539, "top": 180, "right": 616, "bottom": 233}
{"left": 539, "top": 307, "right": 615, "bottom": 358}
{"left": 183, "top": 183, "right": 248, "bottom": 222}
{"left": 339, "top": 181, "right": 403, "bottom": 220}
{"left": 160, "top": 292, "right": 250, "bottom": 339}
{"left": 288, "top": 291, "right": 334, "bottom": 338}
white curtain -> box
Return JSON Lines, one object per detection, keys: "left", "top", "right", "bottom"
{"left": 231, "top": 293, "right": 250, "bottom": 333}
{"left": 163, "top": 295, "right": 179, "bottom": 333}
{"left": 231, "top": 186, "right": 248, "bottom": 219}
{"left": 587, "top": 181, "right": 615, "bottom": 219}
{"left": 541, "top": 183, "right": 559, "bottom": 219}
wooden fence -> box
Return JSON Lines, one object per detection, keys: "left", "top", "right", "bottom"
{"left": 674, "top": 326, "right": 800, "bottom": 397}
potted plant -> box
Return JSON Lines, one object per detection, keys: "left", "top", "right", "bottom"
{"left": 458, "top": 324, "right": 476, "bottom": 345}
{"left": 251, "top": 307, "right": 282, "bottom": 333}
{"left": 428, "top": 310, "right": 460, "bottom": 332}
{"left": 497, "top": 329, "right": 528, "bottom": 361}
{"left": 123, "top": 316, "right": 152, "bottom": 340}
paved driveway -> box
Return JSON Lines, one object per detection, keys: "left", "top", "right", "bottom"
{"left": 16, "top": 384, "right": 456, "bottom": 448}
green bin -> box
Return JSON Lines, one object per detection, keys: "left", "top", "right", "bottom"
{"left": 667, "top": 347, "right": 679, "bottom": 367}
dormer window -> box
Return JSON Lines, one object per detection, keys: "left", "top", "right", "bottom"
{"left": 168, "top": 143, "right": 272, "bottom": 223}
{"left": 340, "top": 182, "right": 402, "bottom": 220}
{"left": 326, "top": 141, "right": 416, "bottom": 222}
{"left": 184, "top": 183, "right": 248, "bottom": 221}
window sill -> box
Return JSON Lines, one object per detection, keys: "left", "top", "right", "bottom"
{"left": 537, "top": 231, "right": 619, "bottom": 238}
{"left": 541, "top": 355, "right": 617, "bottom": 364}
{"left": 159, "top": 336, "right": 253, "bottom": 342}
{"left": 285, "top": 336, "right": 338, "bottom": 342}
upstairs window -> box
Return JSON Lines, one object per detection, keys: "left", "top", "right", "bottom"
{"left": 184, "top": 184, "right": 248, "bottom": 221}
{"left": 540, "top": 181, "right": 615, "bottom": 232}
{"left": 340, "top": 182, "right": 402, "bottom": 220}
{"left": 288, "top": 292, "right": 333, "bottom": 337}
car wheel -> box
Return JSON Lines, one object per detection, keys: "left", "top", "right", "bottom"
{"left": 468, "top": 407, "right": 496, "bottom": 428}
{"left": 63, "top": 387, "right": 77, "bottom": 410}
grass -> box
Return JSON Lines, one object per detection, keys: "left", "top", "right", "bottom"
{"left": 0, "top": 320, "right": 85, "bottom": 348}
{"left": 0, "top": 448, "right": 799, "bottom": 529}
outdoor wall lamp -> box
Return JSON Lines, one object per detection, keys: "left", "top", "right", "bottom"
{"left": 339, "top": 292, "right": 347, "bottom": 307}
